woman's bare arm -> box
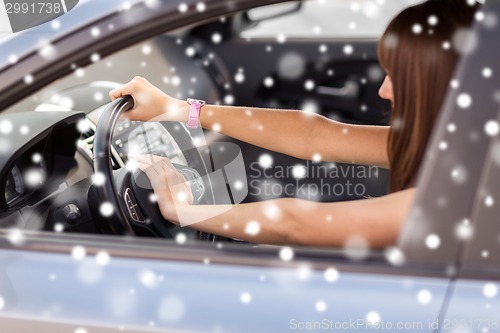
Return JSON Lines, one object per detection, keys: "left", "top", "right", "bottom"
{"left": 199, "top": 105, "right": 391, "bottom": 169}
{"left": 174, "top": 188, "right": 415, "bottom": 248}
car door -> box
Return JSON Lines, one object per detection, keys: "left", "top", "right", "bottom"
{"left": 0, "top": 233, "right": 454, "bottom": 333}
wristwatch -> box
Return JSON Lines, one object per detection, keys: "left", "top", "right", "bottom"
{"left": 186, "top": 98, "right": 206, "bottom": 129}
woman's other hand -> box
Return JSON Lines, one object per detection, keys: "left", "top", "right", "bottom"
{"left": 131, "top": 155, "right": 194, "bottom": 224}
{"left": 109, "top": 76, "right": 188, "bottom": 122}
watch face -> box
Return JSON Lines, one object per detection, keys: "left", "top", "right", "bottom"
{"left": 188, "top": 98, "right": 206, "bottom": 106}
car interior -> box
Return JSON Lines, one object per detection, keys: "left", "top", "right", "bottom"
{"left": 0, "top": 0, "right": 413, "bottom": 245}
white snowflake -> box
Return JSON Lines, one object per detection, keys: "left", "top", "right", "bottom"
{"left": 263, "top": 77, "right": 275, "bottom": 88}
{"left": 224, "top": 95, "right": 234, "bottom": 105}
{"left": 75, "top": 68, "right": 85, "bottom": 78}
{"left": 175, "top": 233, "right": 187, "bottom": 244}
{"left": 344, "top": 236, "right": 369, "bottom": 260}
{"left": 196, "top": 2, "right": 206, "bottom": 12}
{"left": 0, "top": 120, "right": 13, "bottom": 134}
{"left": 234, "top": 69, "right": 245, "bottom": 83}
{"left": 258, "top": 154, "right": 273, "bottom": 169}
{"left": 99, "top": 202, "right": 114, "bottom": 217}
{"left": 428, "top": 15, "right": 439, "bottom": 26}
{"left": 483, "top": 283, "right": 498, "bottom": 298}
{"left": 484, "top": 120, "right": 499, "bottom": 136}
{"left": 39, "top": 43, "right": 57, "bottom": 60}
{"left": 20, "top": 125, "right": 30, "bottom": 135}
{"left": 51, "top": 20, "right": 61, "bottom": 30}
{"left": 279, "top": 247, "right": 294, "bottom": 261}
{"left": 484, "top": 195, "right": 494, "bottom": 207}
{"left": 315, "top": 300, "right": 327, "bottom": 312}
{"left": 90, "top": 53, "right": 100, "bottom": 63}
{"left": 451, "top": 165, "right": 468, "bottom": 184}
{"left": 240, "top": 292, "right": 252, "bottom": 304}
{"left": 455, "top": 219, "right": 474, "bottom": 240}
{"left": 74, "top": 328, "right": 88, "bottom": 333}
{"left": 475, "top": 11, "right": 485, "bottom": 22}
{"left": 24, "top": 169, "right": 45, "bottom": 187}
{"left": 304, "top": 80, "right": 315, "bottom": 91}
{"left": 185, "top": 46, "right": 196, "bottom": 57}
{"left": 482, "top": 67, "right": 493, "bottom": 78}
{"left": 71, "top": 245, "right": 86, "bottom": 261}
{"left": 450, "top": 79, "right": 460, "bottom": 89}
{"left": 457, "top": 93, "right": 472, "bottom": 108}
{"left": 276, "top": 34, "right": 287, "bottom": 44}
{"left": 412, "top": 24, "right": 423, "bottom": 34}
{"left": 90, "top": 27, "right": 101, "bottom": 38}
{"left": 6, "top": 228, "right": 26, "bottom": 246}
{"left": 263, "top": 203, "right": 282, "bottom": 220}
{"left": 24, "top": 74, "right": 34, "bottom": 85}
{"left": 343, "top": 44, "right": 354, "bottom": 55}
{"left": 324, "top": 267, "right": 339, "bottom": 283}
{"left": 8, "top": 54, "right": 18, "bottom": 64}
{"left": 233, "top": 180, "right": 244, "bottom": 191}
{"left": 245, "top": 221, "right": 261, "bottom": 236}
{"left": 417, "top": 289, "right": 432, "bottom": 304}
{"left": 292, "top": 164, "right": 307, "bottom": 179}
{"left": 384, "top": 246, "right": 405, "bottom": 266}
{"left": 142, "top": 44, "right": 152, "bottom": 55}
{"left": 312, "top": 153, "right": 322, "bottom": 163}
{"left": 297, "top": 265, "right": 312, "bottom": 281}
{"left": 211, "top": 33, "right": 222, "bottom": 44}
{"left": 438, "top": 141, "right": 448, "bottom": 151}
{"left": 366, "top": 311, "right": 381, "bottom": 325}
{"left": 95, "top": 251, "right": 111, "bottom": 266}
{"left": 425, "top": 234, "right": 441, "bottom": 249}
{"left": 178, "top": 3, "right": 188, "bottom": 13}
{"left": 138, "top": 269, "right": 159, "bottom": 288}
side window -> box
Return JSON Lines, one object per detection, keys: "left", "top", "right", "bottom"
{"left": 462, "top": 136, "right": 500, "bottom": 269}
{"left": 241, "top": 0, "right": 422, "bottom": 39}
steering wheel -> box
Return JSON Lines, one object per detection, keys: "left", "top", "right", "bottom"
{"left": 91, "top": 95, "right": 214, "bottom": 241}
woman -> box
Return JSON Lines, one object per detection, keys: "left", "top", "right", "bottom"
{"left": 109, "top": 0, "right": 477, "bottom": 248}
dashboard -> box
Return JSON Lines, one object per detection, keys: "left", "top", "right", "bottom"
{"left": 0, "top": 111, "right": 83, "bottom": 220}
{"left": 84, "top": 106, "right": 188, "bottom": 169}
{"left": 4, "top": 148, "right": 47, "bottom": 207}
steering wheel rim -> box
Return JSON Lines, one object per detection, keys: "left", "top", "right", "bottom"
{"left": 93, "top": 95, "right": 136, "bottom": 235}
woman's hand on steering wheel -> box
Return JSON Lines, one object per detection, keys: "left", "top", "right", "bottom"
{"left": 131, "top": 154, "right": 194, "bottom": 224}
{"left": 109, "top": 76, "right": 188, "bottom": 122}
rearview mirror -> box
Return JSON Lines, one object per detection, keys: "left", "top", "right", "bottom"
{"left": 246, "top": 1, "right": 302, "bottom": 23}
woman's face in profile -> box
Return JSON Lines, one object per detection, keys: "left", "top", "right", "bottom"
{"left": 379, "top": 75, "right": 394, "bottom": 103}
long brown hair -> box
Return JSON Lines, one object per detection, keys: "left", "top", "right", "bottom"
{"left": 378, "top": 0, "right": 477, "bottom": 193}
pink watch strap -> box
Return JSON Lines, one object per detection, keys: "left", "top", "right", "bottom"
{"left": 187, "top": 100, "right": 202, "bottom": 128}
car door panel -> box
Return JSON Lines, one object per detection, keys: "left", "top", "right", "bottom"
{"left": 0, "top": 244, "right": 448, "bottom": 333}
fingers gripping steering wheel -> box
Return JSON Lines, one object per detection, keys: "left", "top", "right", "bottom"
{"left": 92, "top": 95, "right": 213, "bottom": 241}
